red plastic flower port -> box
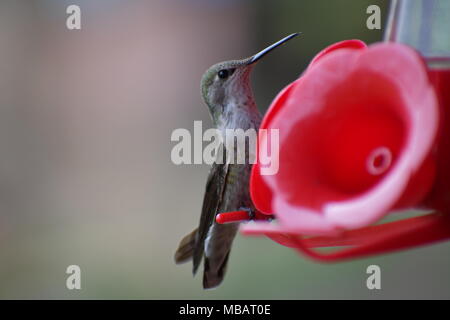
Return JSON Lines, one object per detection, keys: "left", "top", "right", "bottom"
{"left": 217, "top": 40, "right": 450, "bottom": 261}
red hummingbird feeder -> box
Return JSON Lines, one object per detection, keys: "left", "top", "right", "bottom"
{"left": 216, "top": 0, "right": 450, "bottom": 262}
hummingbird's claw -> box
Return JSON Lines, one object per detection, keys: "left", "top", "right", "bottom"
{"left": 238, "top": 207, "right": 254, "bottom": 220}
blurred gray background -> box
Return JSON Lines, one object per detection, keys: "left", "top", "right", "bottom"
{"left": 0, "top": 0, "right": 449, "bottom": 299}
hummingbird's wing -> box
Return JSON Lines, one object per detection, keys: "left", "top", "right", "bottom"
{"left": 192, "top": 161, "right": 229, "bottom": 275}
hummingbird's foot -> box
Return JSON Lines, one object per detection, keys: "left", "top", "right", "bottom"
{"left": 238, "top": 207, "right": 254, "bottom": 220}
{"left": 239, "top": 207, "right": 275, "bottom": 222}
{"left": 239, "top": 207, "right": 275, "bottom": 221}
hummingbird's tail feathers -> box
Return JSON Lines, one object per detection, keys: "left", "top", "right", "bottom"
{"left": 202, "top": 251, "right": 230, "bottom": 289}
{"left": 174, "top": 228, "right": 198, "bottom": 264}
{"left": 192, "top": 244, "right": 203, "bottom": 276}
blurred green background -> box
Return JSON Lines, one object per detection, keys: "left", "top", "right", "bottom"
{"left": 0, "top": 0, "right": 449, "bottom": 299}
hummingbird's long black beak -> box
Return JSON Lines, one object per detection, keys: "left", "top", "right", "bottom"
{"left": 247, "top": 32, "right": 301, "bottom": 65}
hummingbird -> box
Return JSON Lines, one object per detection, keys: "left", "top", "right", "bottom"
{"left": 174, "top": 33, "right": 300, "bottom": 289}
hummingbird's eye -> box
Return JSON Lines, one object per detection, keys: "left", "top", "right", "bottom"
{"left": 217, "top": 69, "right": 229, "bottom": 79}
{"left": 217, "top": 68, "right": 235, "bottom": 80}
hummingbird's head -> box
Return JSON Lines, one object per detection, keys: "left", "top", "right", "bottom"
{"left": 200, "top": 59, "right": 254, "bottom": 123}
{"left": 200, "top": 33, "right": 300, "bottom": 124}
